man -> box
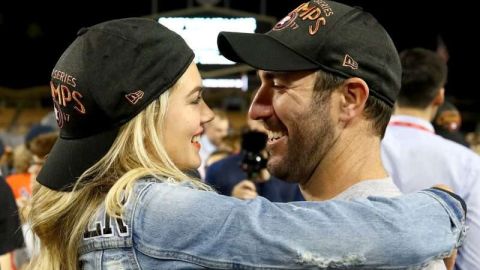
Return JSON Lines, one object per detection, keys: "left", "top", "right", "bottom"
{"left": 381, "top": 48, "right": 480, "bottom": 270}
{"left": 218, "top": 0, "right": 458, "bottom": 268}
{"left": 198, "top": 108, "right": 230, "bottom": 178}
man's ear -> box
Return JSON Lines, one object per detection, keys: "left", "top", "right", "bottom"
{"left": 338, "top": 77, "right": 369, "bottom": 122}
{"left": 432, "top": 88, "right": 445, "bottom": 106}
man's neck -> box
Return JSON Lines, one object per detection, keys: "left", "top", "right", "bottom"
{"left": 299, "top": 129, "right": 388, "bottom": 201}
{"left": 394, "top": 106, "right": 435, "bottom": 121}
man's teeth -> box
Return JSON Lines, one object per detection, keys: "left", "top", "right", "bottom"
{"left": 191, "top": 135, "right": 200, "bottom": 143}
{"left": 268, "top": 130, "right": 285, "bottom": 141}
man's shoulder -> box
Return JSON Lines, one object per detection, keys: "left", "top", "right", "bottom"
{"left": 334, "top": 179, "right": 401, "bottom": 201}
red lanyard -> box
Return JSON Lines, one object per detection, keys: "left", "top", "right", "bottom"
{"left": 389, "top": 121, "right": 434, "bottom": 134}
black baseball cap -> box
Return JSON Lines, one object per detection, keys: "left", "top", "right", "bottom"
{"left": 37, "top": 18, "right": 194, "bottom": 191}
{"left": 218, "top": 0, "right": 401, "bottom": 107}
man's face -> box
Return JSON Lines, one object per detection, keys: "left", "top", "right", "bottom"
{"left": 249, "top": 70, "right": 336, "bottom": 184}
{"left": 205, "top": 117, "right": 229, "bottom": 147}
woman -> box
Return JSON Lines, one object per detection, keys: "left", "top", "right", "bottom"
{"left": 28, "top": 18, "right": 464, "bottom": 269}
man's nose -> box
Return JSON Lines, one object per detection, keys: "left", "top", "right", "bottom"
{"left": 248, "top": 87, "right": 273, "bottom": 121}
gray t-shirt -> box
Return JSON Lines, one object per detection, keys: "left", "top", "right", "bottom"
{"left": 333, "top": 178, "right": 446, "bottom": 270}
{"left": 333, "top": 178, "right": 401, "bottom": 200}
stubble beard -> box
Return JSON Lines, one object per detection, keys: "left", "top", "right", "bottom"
{"left": 267, "top": 100, "right": 335, "bottom": 184}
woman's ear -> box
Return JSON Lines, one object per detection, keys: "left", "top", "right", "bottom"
{"left": 338, "top": 78, "right": 369, "bottom": 122}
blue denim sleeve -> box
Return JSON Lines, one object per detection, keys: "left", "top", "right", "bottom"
{"left": 132, "top": 182, "right": 465, "bottom": 269}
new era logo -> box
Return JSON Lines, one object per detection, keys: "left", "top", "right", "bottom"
{"left": 125, "top": 90, "right": 144, "bottom": 105}
{"left": 342, "top": 54, "right": 358, "bottom": 70}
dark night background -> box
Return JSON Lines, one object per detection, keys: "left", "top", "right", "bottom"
{"left": 0, "top": 0, "right": 478, "bottom": 131}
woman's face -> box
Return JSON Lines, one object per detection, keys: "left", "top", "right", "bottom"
{"left": 163, "top": 63, "right": 214, "bottom": 170}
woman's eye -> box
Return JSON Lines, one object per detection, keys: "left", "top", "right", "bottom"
{"left": 192, "top": 95, "right": 202, "bottom": 104}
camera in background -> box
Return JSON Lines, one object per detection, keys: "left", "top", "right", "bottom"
{"left": 240, "top": 131, "right": 268, "bottom": 180}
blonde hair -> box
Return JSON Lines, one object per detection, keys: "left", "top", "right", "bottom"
{"left": 27, "top": 88, "right": 210, "bottom": 270}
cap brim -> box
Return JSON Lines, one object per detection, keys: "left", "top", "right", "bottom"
{"left": 37, "top": 128, "right": 119, "bottom": 191}
{"left": 218, "top": 31, "right": 318, "bottom": 71}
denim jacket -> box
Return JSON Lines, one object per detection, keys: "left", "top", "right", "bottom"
{"left": 79, "top": 177, "right": 466, "bottom": 269}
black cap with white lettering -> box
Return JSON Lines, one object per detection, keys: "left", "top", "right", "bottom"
{"left": 37, "top": 18, "right": 194, "bottom": 191}
{"left": 218, "top": 0, "right": 401, "bottom": 107}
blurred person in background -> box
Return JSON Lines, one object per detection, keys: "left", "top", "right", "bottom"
{"left": 466, "top": 123, "right": 480, "bottom": 155}
{"left": 0, "top": 139, "right": 14, "bottom": 176}
{"left": 204, "top": 149, "right": 233, "bottom": 168}
{"left": 381, "top": 48, "right": 480, "bottom": 269}
{"left": 0, "top": 139, "right": 25, "bottom": 270}
{"left": 433, "top": 100, "right": 469, "bottom": 147}
{"left": 198, "top": 108, "right": 230, "bottom": 179}
{"left": 6, "top": 144, "right": 33, "bottom": 202}
{"left": 6, "top": 124, "right": 55, "bottom": 204}
{"left": 24, "top": 125, "right": 58, "bottom": 182}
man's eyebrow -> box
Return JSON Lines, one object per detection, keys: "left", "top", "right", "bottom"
{"left": 258, "top": 70, "right": 279, "bottom": 79}
{"left": 258, "top": 70, "right": 290, "bottom": 79}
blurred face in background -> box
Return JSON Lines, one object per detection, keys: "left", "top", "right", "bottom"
{"left": 435, "top": 110, "right": 461, "bottom": 131}
{"left": 205, "top": 116, "right": 229, "bottom": 147}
